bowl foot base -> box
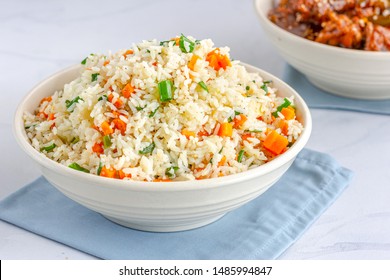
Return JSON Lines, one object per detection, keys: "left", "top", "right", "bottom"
{"left": 102, "top": 214, "right": 226, "bottom": 233}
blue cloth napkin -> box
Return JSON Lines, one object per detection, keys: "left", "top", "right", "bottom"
{"left": 283, "top": 65, "right": 390, "bottom": 115}
{"left": 0, "top": 149, "right": 353, "bottom": 260}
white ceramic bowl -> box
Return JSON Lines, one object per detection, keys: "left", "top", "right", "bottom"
{"left": 14, "top": 63, "right": 312, "bottom": 232}
{"left": 254, "top": 0, "right": 390, "bottom": 100}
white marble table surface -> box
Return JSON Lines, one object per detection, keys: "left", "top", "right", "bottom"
{"left": 1, "top": 0, "right": 390, "bottom": 260}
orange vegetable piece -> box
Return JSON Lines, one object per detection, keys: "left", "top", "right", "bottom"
{"left": 153, "top": 178, "right": 173, "bottom": 182}
{"left": 182, "top": 128, "right": 196, "bottom": 139}
{"left": 92, "top": 142, "right": 104, "bottom": 154}
{"left": 100, "top": 166, "right": 117, "bottom": 178}
{"left": 108, "top": 94, "right": 123, "bottom": 108}
{"left": 48, "top": 113, "right": 55, "bottom": 121}
{"left": 206, "top": 48, "right": 231, "bottom": 71}
{"left": 281, "top": 107, "right": 295, "bottom": 120}
{"left": 103, "top": 60, "right": 110, "bottom": 66}
{"left": 112, "top": 118, "right": 127, "bottom": 135}
{"left": 218, "top": 155, "right": 227, "bottom": 167}
{"left": 218, "top": 122, "right": 233, "bottom": 137}
{"left": 171, "top": 37, "right": 180, "bottom": 46}
{"left": 241, "top": 133, "right": 253, "bottom": 142}
{"left": 263, "top": 130, "right": 289, "bottom": 155}
{"left": 40, "top": 96, "right": 52, "bottom": 104}
{"left": 101, "top": 121, "right": 113, "bottom": 135}
{"left": 118, "top": 169, "right": 131, "bottom": 179}
{"left": 279, "top": 119, "right": 289, "bottom": 135}
{"left": 188, "top": 54, "right": 200, "bottom": 71}
{"left": 233, "top": 114, "right": 247, "bottom": 129}
{"left": 122, "top": 83, "right": 134, "bottom": 98}
{"left": 123, "top": 49, "right": 134, "bottom": 57}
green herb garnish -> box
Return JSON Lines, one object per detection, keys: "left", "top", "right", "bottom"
{"left": 261, "top": 80, "right": 272, "bottom": 93}
{"left": 272, "top": 98, "right": 292, "bottom": 117}
{"left": 103, "top": 135, "right": 112, "bottom": 149}
{"left": 179, "top": 34, "right": 195, "bottom": 53}
{"left": 97, "top": 162, "right": 103, "bottom": 176}
{"left": 70, "top": 137, "right": 80, "bottom": 144}
{"left": 165, "top": 166, "right": 179, "bottom": 178}
{"left": 98, "top": 95, "right": 107, "bottom": 101}
{"left": 160, "top": 40, "right": 175, "bottom": 46}
{"left": 149, "top": 106, "right": 160, "bottom": 118}
{"left": 65, "top": 96, "right": 83, "bottom": 112}
{"left": 237, "top": 150, "right": 245, "bottom": 163}
{"left": 198, "top": 81, "right": 209, "bottom": 92}
{"left": 68, "top": 162, "right": 90, "bottom": 173}
{"left": 246, "top": 86, "right": 250, "bottom": 91}
{"left": 136, "top": 106, "right": 145, "bottom": 111}
{"left": 81, "top": 57, "right": 88, "bottom": 65}
{"left": 91, "top": 73, "right": 99, "bottom": 82}
{"left": 40, "top": 143, "right": 56, "bottom": 152}
{"left": 158, "top": 80, "right": 173, "bottom": 102}
{"left": 139, "top": 142, "right": 155, "bottom": 155}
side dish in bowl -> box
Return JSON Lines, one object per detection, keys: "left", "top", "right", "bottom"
{"left": 255, "top": 0, "right": 390, "bottom": 99}
{"left": 15, "top": 35, "right": 311, "bottom": 232}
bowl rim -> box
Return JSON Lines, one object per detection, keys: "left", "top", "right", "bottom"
{"left": 254, "top": 0, "right": 390, "bottom": 58}
{"left": 14, "top": 63, "right": 312, "bottom": 192}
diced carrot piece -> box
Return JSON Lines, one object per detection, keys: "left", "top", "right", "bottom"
{"left": 197, "top": 129, "right": 210, "bottom": 137}
{"left": 218, "top": 122, "right": 233, "bottom": 137}
{"left": 182, "top": 128, "right": 196, "bottom": 139}
{"left": 118, "top": 169, "right": 131, "bottom": 179}
{"left": 263, "top": 130, "right": 289, "bottom": 155}
{"left": 281, "top": 107, "right": 295, "bottom": 120}
{"left": 171, "top": 37, "right": 180, "bottom": 46}
{"left": 92, "top": 142, "right": 104, "bottom": 154}
{"left": 101, "top": 121, "right": 113, "bottom": 135}
{"left": 123, "top": 49, "right": 134, "bottom": 57}
{"left": 112, "top": 118, "right": 127, "bottom": 135}
{"left": 100, "top": 166, "right": 117, "bottom": 178}
{"left": 122, "top": 83, "right": 134, "bottom": 98}
{"left": 48, "top": 113, "right": 55, "bottom": 121}
{"left": 153, "top": 178, "right": 172, "bottom": 182}
{"left": 241, "top": 133, "right": 253, "bottom": 142}
{"left": 40, "top": 96, "right": 52, "bottom": 104}
{"left": 233, "top": 114, "right": 247, "bottom": 129}
{"left": 279, "top": 119, "right": 289, "bottom": 135}
{"left": 218, "top": 155, "right": 227, "bottom": 167}
{"left": 108, "top": 94, "right": 123, "bottom": 108}
{"left": 188, "top": 54, "right": 200, "bottom": 71}
{"left": 103, "top": 60, "right": 110, "bottom": 66}
{"left": 206, "top": 48, "right": 231, "bottom": 71}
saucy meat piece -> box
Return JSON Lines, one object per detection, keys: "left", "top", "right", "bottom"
{"left": 268, "top": 0, "right": 390, "bottom": 51}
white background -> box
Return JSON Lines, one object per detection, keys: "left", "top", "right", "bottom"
{"left": 1, "top": 0, "right": 390, "bottom": 259}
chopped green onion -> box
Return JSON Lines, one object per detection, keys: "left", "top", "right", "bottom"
{"left": 103, "top": 135, "right": 112, "bottom": 149}
{"left": 165, "top": 166, "right": 179, "bottom": 178}
{"left": 91, "top": 73, "right": 99, "bottom": 82}
{"left": 139, "top": 142, "right": 155, "bottom": 155}
{"left": 68, "top": 163, "right": 90, "bottom": 173}
{"left": 136, "top": 106, "right": 145, "bottom": 111}
{"left": 246, "top": 86, "right": 250, "bottom": 91}
{"left": 98, "top": 95, "right": 107, "bottom": 101}
{"left": 198, "top": 81, "right": 209, "bottom": 92}
{"left": 261, "top": 80, "right": 272, "bottom": 93}
{"left": 146, "top": 49, "right": 151, "bottom": 53}
{"left": 272, "top": 98, "right": 292, "bottom": 117}
{"left": 160, "top": 40, "right": 175, "bottom": 46}
{"left": 65, "top": 96, "right": 83, "bottom": 112}
{"left": 179, "top": 34, "right": 195, "bottom": 53}
{"left": 81, "top": 57, "right": 88, "bottom": 65}
{"left": 234, "top": 111, "right": 241, "bottom": 116}
{"left": 97, "top": 162, "right": 103, "bottom": 176}
{"left": 237, "top": 150, "right": 245, "bottom": 163}
{"left": 245, "top": 129, "right": 262, "bottom": 133}
{"left": 158, "top": 80, "right": 173, "bottom": 102}
{"left": 228, "top": 116, "right": 233, "bottom": 123}
{"left": 40, "top": 143, "right": 56, "bottom": 152}
{"left": 219, "top": 147, "right": 224, "bottom": 153}
{"left": 70, "top": 137, "right": 80, "bottom": 144}
{"left": 149, "top": 106, "right": 160, "bottom": 118}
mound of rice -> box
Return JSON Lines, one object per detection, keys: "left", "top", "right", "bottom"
{"left": 24, "top": 35, "right": 303, "bottom": 181}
